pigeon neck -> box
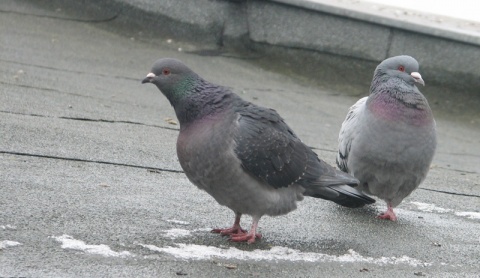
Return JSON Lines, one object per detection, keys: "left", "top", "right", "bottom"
{"left": 163, "top": 75, "right": 199, "bottom": 108}
{"left": 369, "top": 75, "right": 428, "bottom": 110}
{"left": 368, "top": 76, "right": 434, "bottom": 126}
{"left": 173, "top": 84, "right": 234, "bottom": 127}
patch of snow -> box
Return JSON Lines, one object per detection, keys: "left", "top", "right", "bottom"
{"left": 193, "top": 227, "right": 212, "bottom": 232}
{"left": 141, "top": 244, "right": 429, "bottom": 266}
{"left": 410, "top": 202, "right": 480, "bottom": 221}
{"left": 52, "top": 234, "right": 133, "bottom": 257}
{"left": 410, "top": 202, "right": 453, "bottom": 213}
{"left": 455, "top": 211, "right": 480, "bottom": 219}
{"left": 162, "top": 229, "right": 192, "bottom": 239}
{"left": 160, "top": 228, "right": 212, "bottom": 239}
{"left": 140, "top": 244, "right": 164, "bottom": 253}
{"left": 166, "top": 219, "right": 190, "bottom": 225}
{"left": 0, "top": 224, "right": 17, "bottom": 230}
{"left": 0, "top": 240, "right": 22, "bottom": 249}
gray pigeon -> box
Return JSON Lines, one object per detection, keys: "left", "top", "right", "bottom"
{"left": 142, "top": 58, "right": 375, "bottom": 243}
{"left": 337, "top": 55, "right": 437, "bottom": 221}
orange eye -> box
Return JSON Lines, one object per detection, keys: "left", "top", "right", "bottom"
{"left": 398, "top": 65, "right": 405, "bottom": 72}
{"left": 162, "top": 68, "right": 171, "bottom": 75}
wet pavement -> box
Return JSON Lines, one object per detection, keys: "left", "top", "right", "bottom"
{"left": 1, "top": 1, "right": 479, "bottom": 277}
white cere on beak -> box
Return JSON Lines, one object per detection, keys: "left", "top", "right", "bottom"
{"left": 146, "top": 72, "right": 155, "bottom": 78}
{"left": 411, "top": 72, "right": 425, "bottom": 86}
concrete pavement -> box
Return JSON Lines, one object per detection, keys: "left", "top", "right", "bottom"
{"left": 1, "top": 0, "right": 479, "bottom": 277}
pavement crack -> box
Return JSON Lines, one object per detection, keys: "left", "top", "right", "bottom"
{"left": 435, "top": 166, "right": 478, "bottom": 175}
{"left": 385, "top": 28, "right": 394, "bottom": 58}
{"left": 309, "top": 147, "right": 480, "bottom": 175}
{"left": 0, "top": 80, "right": 151, "bottom": 108}
{"left": 310, "top": 146, "right": 336, "bottom": 153}
{"left": 0, "top": 9, "right": 119, "bottom": 23}
{"left": 2, "top": 148, "right": 477, "bottom": 197}
{"left": 59, "top": 116, "right": 179, "bottom": 131}
{"left": 438, "top": 152, "right": 480, "bottom": 158}
{"left": 418, "top": 187, "right": 480, "bottom": 198}
{"left": 0, "top": 59, "right": 138, "bottom": 81}
{"left": 0, "top": 81, "right": 92, "bottom": 99}
{"left": 0, "top": 110, "right": 179, "bottom": 131}
{"left": 0, "top": 110, "right": 48, "bottom": 118}
{"left": 0, "top": 150, "right": 184, "bottom": 174}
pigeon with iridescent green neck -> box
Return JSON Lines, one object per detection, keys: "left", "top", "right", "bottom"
{"left": 337, "top": 55, "right": 437, "bottom": 221}
{"left": 142, "top": 58, "right": 374, "bottom": 243}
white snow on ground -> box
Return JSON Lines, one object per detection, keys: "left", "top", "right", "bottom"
{"left": 410, "top": 202, "right": 453, "bottom": 213}
{"left": 0, "top": 240, "right": 22, "bottom": 249}
{"left": 52, "top": 235, "right": 133, "bottom": 257}
{"left": 410, "top": 202, "right": 479, "bottom": 220}
{"left": 455, "top": 211, "right": 480, "bottom": 219}
{"left": 0, "top": 224, "right": 17, "bottom": 230}
{"left": 162, "top": 228, "right": 192, "bottom": 239}
{"left": 141, "top": 244, "right": 430, "bottom": 266}
{"left": 165, "top": 219, "right": 190, "bottom": 225}
{"left": 161, "top": 228, "right": 212, "bottom": 239}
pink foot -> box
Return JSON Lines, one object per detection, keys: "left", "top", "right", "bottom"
{"left": 229, "top": 216, "right": 262, "bottom": 244}
{"left": 230, "top": 231, "right": 262, "bottom": 244}
{"left": 377, "top": 205, "right": 397, "bottom": 221}
{"left": 211, "top": 213, "right": 246, "bottom": 236}
{"left": 211, "top": 225, "right": 247, "bottom": 236}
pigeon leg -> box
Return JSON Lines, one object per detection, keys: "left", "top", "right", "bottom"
{"left": 211, "top": 212, "right": 247, "bottom": 236}
{"left": 230, "top": 216, "right": 262, "bottom": 244}
{"left": 377, "top": 203, "right": 397, "bottom": 221}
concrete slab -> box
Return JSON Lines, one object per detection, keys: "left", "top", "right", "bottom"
{"left": 276, "top": 0, "right": 480, "bottom": 45}
{"left": 248, "top": 1, "right": 391, "bottom": 60}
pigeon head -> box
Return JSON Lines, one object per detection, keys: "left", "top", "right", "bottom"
{"left": 373, "top": 55, "right": 425, "bottom": 87}
{"left": 142, "top": 58, "right": 199, "bottom": 106}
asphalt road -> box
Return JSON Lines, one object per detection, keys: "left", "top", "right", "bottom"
{"left": 1, "top": 1, "right": 479, "bottom": 277}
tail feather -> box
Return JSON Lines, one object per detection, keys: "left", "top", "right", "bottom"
{"left": 300, "top": 152, "right": 375, "bottom": 208}
{"left": 305, "top": 184, "right": 375, "bottom": 208}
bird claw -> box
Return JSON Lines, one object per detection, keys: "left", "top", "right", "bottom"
{"left": 229, "top": 232, "right": 262, "bottom": 244}
{"left": 211, "top": 226, "right": 247, "bottom": 236}
{"left": 377, "top": 210, "right": 397, "bottom": 221}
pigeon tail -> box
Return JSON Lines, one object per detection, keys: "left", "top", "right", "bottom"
{"left": 299, "top": 154, "right": 375, "bottom": 208}
{"left": 304, "top": 184, "right": 375, "bottom": 208}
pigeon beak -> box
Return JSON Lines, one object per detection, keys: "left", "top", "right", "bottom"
{"left": 141, "top": 72, "right": 156, "bottom": 84}
{"left": 411, "top": 72, "right": 425, "bottom": 86}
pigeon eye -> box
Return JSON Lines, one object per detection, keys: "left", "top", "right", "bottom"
{"left": 398, "top": 65, "right": 405, "bottom": 72}
{"left": 162, "top": 68, "right": 171, "bottom": 75}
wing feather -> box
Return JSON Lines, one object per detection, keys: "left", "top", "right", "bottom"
{"left": 336, "top": 97, "right": 367, "bottom": 173}
{"left": 234, "top": 103, "right": 309, "bottom": 188}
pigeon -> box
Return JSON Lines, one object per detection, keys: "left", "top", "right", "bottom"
{"left": 337, "top": 55, "right": 437, "bottom": 221}
{"left": 142, "top": 58, "right": 375, "bottom": 243}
